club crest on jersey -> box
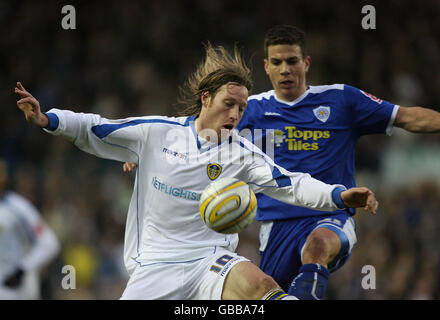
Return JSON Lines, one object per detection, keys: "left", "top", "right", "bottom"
{"left": 207, "top": 163, "right": 222, "bottom": 180}
{"left": 313, "top": 106, "right": 330, "bottom": 123}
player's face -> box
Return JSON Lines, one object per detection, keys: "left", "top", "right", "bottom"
{"left": 264, "top": 44, "right": 310, "bottom": 102}
{"left": 197, "top": 83, "right": 248, "bottom": 141}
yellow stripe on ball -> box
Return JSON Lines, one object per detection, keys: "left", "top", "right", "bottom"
{"left": 200, "top": 180, "right": 246, "bottom": 222}
{"left": 213, "top": 187, "right": 257, "bottom": 233}
{"left": 209, "top": 195, "right": 240, "bottom": 224}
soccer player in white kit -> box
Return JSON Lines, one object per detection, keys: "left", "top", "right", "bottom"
{"left": 14, "top": 44, "right": 378, "bottom": 300}
{"left": 0, "top": 158, "right": 60, "bottom": 300}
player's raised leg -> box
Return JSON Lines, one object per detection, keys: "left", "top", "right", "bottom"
{"left": 287, "top": 228, "right": 339, "bottom": 300}
{"left": 222, "top": 261, "right": 297, "bottom": 300}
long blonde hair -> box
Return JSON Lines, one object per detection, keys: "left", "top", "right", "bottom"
{"left": 177, "top": 43, "right": 253, "bottom": 116}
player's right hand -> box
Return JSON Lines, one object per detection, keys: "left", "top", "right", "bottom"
{"left": 123, "top": 162, "right": 138, "bottom": 173}
{"left": 3, "top": 268, "right": 24, "bottom": 288}
{"left": 341, "top": 187, "right": 378, "bottom": 215}
{"left": 15, "top": 82, "right": 49, "bottom": 127}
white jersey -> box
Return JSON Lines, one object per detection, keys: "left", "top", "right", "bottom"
{"left": 44, "top": 109, "right": 344, "bottom": 276}
{"left": 0, "top": 191, "right": 60, "bottom": 299}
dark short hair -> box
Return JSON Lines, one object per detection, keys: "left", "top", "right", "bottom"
{"left": 264, "top": 25, "right": 307, "bottom": 58}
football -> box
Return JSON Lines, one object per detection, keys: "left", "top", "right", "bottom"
{"left": 199, "top": 177, "right": 257, "bottom": 234}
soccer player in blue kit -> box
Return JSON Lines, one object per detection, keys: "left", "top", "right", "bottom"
{"left": 235, "top": 25, "right": 440, "bottom": 300}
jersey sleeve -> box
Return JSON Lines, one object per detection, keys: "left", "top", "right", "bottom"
{"left": 344, "top": 85, "right": 399, "bottom": 136}
{"left": 239, "top": 139, "right": 345, "bottom": 211}
{"left": 43, "top": 108, "right": 149, "bottom": 163}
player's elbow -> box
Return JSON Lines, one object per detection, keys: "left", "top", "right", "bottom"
{"left": 41, "top": 227, "right": 61, "bottom": 261}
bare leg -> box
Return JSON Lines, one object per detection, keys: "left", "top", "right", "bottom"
{"left": 222, "top": 261, "right": 295, "bottom": 300}
{"left": 288, "top": 227, "right": 341, "bottom": 300}
{"left": 302, "top": 227, "right": 341, "bottom": 267}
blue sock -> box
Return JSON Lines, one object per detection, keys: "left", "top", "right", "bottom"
{"left": 288, "top": 264, "right": 330, "bottom": 300}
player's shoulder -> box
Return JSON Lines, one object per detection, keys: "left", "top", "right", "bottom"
{"left": 230, "top": 132, "right": 266, "bottom": 157}
{"left": 245, "top": 90, "right": 277, "bottom": 117}
{"left": 308, "top": 84, "right": 346, "bottom": 94}
{"left": 308, "top": 84, "right": 363, "bottom": 103}
{"left": 3, "top": 191, "right": 40, "bottom": 217}
{"left": 248, "top": 90, "right": 276, "bottom": 103}
{"left": 127, "top": 115, "right": 193, "bottom": 126}
{"left": 4, "top": 191, "right": 30, "bottom": 205}
{"left": 333, "top": 84, "right": 378, "bottom": 101}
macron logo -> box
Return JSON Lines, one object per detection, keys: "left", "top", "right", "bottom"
{"left": 264, "top": 112, "right": 281, "bottom": 117}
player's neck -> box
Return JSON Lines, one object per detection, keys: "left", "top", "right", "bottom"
{"left": 275, "top": 85, "right": 309, "bottom": 103}
{"left": 194, "top": 118, "right": 214, "bottom": 142}
{"left": 194, "top": 118, "right": 231, "bottom": 144}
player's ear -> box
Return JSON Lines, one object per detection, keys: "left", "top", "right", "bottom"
{"left": 264, "top": 59, "right": 269, "bottom": 75}
{"left": 304, "top": 56, "right": 311, "bottom": 73}
{"left": 201, "top": 91, "right": 211, "bottom": 108}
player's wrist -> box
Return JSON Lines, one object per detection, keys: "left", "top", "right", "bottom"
{"left": 43, "top": 112, "right": 59, "bottom": 130}
{"left": 331, "top": 186, "right": 347, "bottom": 209}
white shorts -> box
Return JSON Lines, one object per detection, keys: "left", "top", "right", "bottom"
{"left": 120, "top": 248, "right": 249, "bottom": 300}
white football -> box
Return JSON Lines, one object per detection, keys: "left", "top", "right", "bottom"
{"left": 199, "top": 177, "right": 257, "bottom": 234}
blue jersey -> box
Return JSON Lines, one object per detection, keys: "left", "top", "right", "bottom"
{"left": 236, "top": 84, "right": 399, "bottom": 221}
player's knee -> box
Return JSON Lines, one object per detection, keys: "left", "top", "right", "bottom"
{"left": 303, "top": 230, "right": 340, "bottom": 264}
{"left": 250, "top": 273, "right": 278, "bottom": 299}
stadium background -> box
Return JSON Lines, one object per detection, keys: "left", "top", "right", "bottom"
{"left": 1, "top": 0, "right": 439, "bottom": 299}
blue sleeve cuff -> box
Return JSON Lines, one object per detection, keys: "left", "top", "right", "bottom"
{"left": 43, "top": 112, "right": 59, "bottom": 131}
{"left": 331, "top": 187, "right": 347, "bottom": 209}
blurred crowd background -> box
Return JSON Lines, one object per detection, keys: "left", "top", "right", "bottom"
{"left": 1, "top": 0, "right": 439, "bottom": 299}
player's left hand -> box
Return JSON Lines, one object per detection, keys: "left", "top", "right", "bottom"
{"left": 341, "top": 187, "right": 378, "bottom": 214}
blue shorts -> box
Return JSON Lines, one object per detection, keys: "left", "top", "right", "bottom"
{"left": 259, "top": 212, "right": 357, "bottom": 291}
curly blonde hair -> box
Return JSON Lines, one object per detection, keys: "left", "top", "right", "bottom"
{"left": 176, "top": 43, "right": 253, "bottom": 116}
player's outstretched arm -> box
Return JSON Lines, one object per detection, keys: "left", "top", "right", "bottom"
{"left": 341, "top": 187, "right": 378, "bottom": 214}
{"left": 394, "top": 106, "right": 440, "bottom": 133}
{"left": 14, "top": 82, "right": 48, "bottom": 127}
{"left": 15, "top": 81, "right": 142, "bottom": 164}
